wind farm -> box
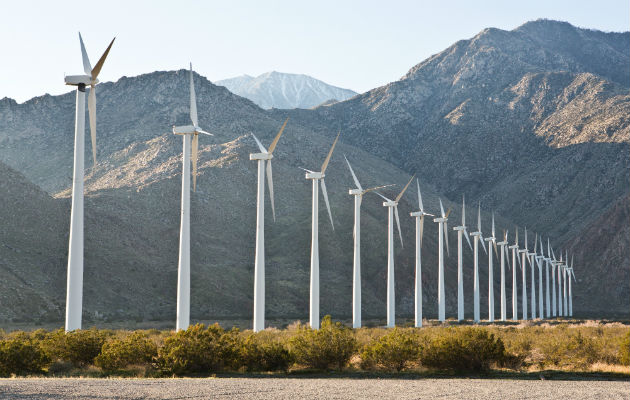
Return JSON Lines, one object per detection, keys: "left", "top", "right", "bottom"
{"left": 0, "top": 5, "right": 628, "bottom": 394}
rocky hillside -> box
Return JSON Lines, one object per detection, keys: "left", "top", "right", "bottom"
{"left": 216, "top": 72, "right": 358, "bottom": 109}
{"left": 0, "top": 19, "right": 627, "bottom": 325}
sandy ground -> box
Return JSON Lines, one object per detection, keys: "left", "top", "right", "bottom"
{"left": 0, "top": 378, "right": 629, "bottom": 399}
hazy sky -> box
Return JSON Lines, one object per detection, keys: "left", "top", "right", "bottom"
{"left": 1, "top": 0, "right": 627, "bottom": 102}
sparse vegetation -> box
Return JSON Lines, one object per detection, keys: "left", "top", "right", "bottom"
{"left": 0, "top": 319, "right": 627, "bottom": 377}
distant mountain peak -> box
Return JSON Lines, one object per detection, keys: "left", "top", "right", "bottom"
{"left": 216, "top": 71, "right": 357, "bottom": 109}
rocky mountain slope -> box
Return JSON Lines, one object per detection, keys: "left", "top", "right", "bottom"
{"left": 0, "top": 19, "right": 627, "bottom": 325}
{"left": 216, "top": 72, "right": 357, "bottom": 109}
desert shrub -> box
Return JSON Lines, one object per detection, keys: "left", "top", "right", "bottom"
{"left": 155, "top": 324, "right": 242, "bottom": 375}
{"left": 289, "top": 315, "right": 357, "bottom": 370}
{"left": 361, "top": 328, "right": 421, "bottom": 371}
{"left": 42, "top": 329, "right": 107, "bottom": 367}
{"left": 539, "top": 331, "right": 598, "bottom": 370}
{"left": 421, "top": 327, "right": 506, "bottom": 371}
{"left": 94, "top": 332, "right": 157, "bottom": 371}
{"left": 0, "top": 334, "right": 49, "bottom": 376}
{"left": 619, "top": 330, "right": 630, "bottom": 366}
{"left": 241, "top": 335, "right": 293, "bottom": 372}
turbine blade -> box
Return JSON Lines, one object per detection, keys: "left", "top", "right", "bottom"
{"left": 268, "top": 118, "right": 288, "bottom": 154}
{"left": 515, "top": 227, "right": 519, "bottom": 246}
{"left": 189, "top": 64, "right": 198, "bottom": 127}
{"left": 197, "top": 129, "right": 213, "bottom": 136}
{"left": 477, "top": 202, "right": 482, "bottom": 232}
{"left": 343, "top": 154, "right": 362, "bottom": 191}
{"left": 321, "top": 131, "right": 340, "bottom": 173}
{"left": 364, "top": 184, "right": 395, "bottom": 193}
{"left": 479, "top": 234, "right": 487, "bottom": 255}
{"left": 417, "top": 179, "right": 424, "bottom": 211}
{"left": 191, "top": 134, "right": 199, "bottom": 192}
{"left": 395, "top": 174, "right": 415, "bottom": 202}
{"left": 394, "top": 205, "right": 403, "bottom": 248}
{"left": 251, "top": 133, "right": 268, "bottom": 153}
{"left": 524, "top": 227, "right": 528, "bottom": 251}
{"left": 439, "top": 198, "right": 445, "bottom": 218}
{"left": 267, "top": 160, "right": 275, "bottom": 222}
{"left": 78, "top": 32, "right": 92, "bottom": 75}
{"left": 88, "top": 86, "right": 97, "bottom": 168}
{"left": 444, "top": 220, "right": 450, "bottom": 256}
{"left": 464, "top": 228, "right": 473, "bottom": 251}
{"left": 491, "top": 212, "right": 495, "bottom": 238}
{"left": 547, "top": 238, "right": 550, "bottom": 259}
{"left": 445, "top": 208, "right": 452, "bottom": 219}
{"left": 461, "top": 195, "right": 465, "bottom": 226}
{"left": 493, "top": 241, "right": 498, "bottom": 259}
{"left": 419, "top": 215, "right": 425, "bottom": 248}
{"left": 534, "top": 233, "right": 538, "bottom": 253}
{"left": 90, "top": 37, "right": 115, "bottom": 80}
{"left": 375, "top": 191, "right": 391, "bottom": 202}
{"left": 320, "top": 179, "right": 334, "bottom": 230}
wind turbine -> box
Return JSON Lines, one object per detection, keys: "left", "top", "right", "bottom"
{"left": 303, "top": 132, "right": 340, "bottom": 329}
{"left": 496, "top": 229, "right": 510, "bottom": 321}
{"left": 553, "top": 247, "right": 563, "bottom": 317}
{"left": 562, "top": 250, "right": 570, "bottom": 317}
{"left": 344, "top": 155, "right": 392, "bottom": 328}
{"left": 433, "top": 198, "right": 452, "bottom": 322}
{"left": 551, "top": 243, "right": 558, "bottom": 317}
{"left": 568, "top": 255, "right": 576, "bottom": 317}
{"left": 535, "top": 236, "right": 545, "bottom": 319}
{"left": 453, "top": 196, "right": 473, "bottom": 321}
{"left": 410, "top": 180, "right": 434, "bottom": 328}
{"left": 484, "top": 213, "right": 499, "bottom": 322}
{"left": 467, "top": 202, "right": 487, "bottom": 323}
{"left": 172, "top": 64, "right": 213, "bottom": 331}
{"left": 250, "top": 118, "right": 289, "bottom": 332}
{"left": 508, "top": 227, "right": 521, "bottom": 321}
{"left": 63, "top": 33, "right": 115, "bottom": 332}
{"left": 544, "top": 238, "right": 552, "bottom": 318}
{"left": 518, "top": 228, "right": 529, "bottom": 320}
{"left": 528, "top": 233, "right": 537, "bottom": 319}
{"left": 376, "top": 175, "right": 415, "bottom": 328}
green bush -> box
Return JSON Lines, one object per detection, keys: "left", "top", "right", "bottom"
{"left": 94, "top": 332, "right": 157, "bottom": 371}
{"left": 421, "top": 327, "right": 506, "bottom": 371}
{"left": 361, "top": 328, "right": 421, "bottom": 371}
{"left": 0, "top": 334, "right": 49, "bottom": 376}
{"left": 289, "top": 315, "right": 357, "bottom": 370}
{"left": 538, "top": 331, "right": 598, "bottom": 370}
{"left": 155, "top": 324, "right": 242, "bottom": 375}
{"left": 42, "top": 329, "right": 107, "bottom": 367}
{"left": 241, "top": 335, "right": 293, "bottom": 372}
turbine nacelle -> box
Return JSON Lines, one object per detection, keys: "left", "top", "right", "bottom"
{"left": 305, "top": 171, "right": 324, "bottom": 180}
{"left": 173, "top": 125, "right": 198, "bottom": 135}
{"left": 410, "top": 210, "right": 432, "bottom": 217}
{"left": 433, "top": 216, "right": 448, "bottom": 223}
{"left": 349, "top": 188, "right": 363, "bottom": 195}
{"left": 64, "top": 75, "right": 95, "bottom": 86}
{"left": 382, "top": 200, "right": 397, "bottom": 207}
{"left": 250, "top": 152, "right": 273, "bottom": 161}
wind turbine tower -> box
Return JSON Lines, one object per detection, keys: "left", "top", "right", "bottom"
{"left": 63, "top": 33, "right": 115, "bottom": 331}
{"left": 536, "top": 236, "right": 545, "bottom": 319}
{"left": 344, "top": 155, "right": 392, "bottom": 328}
{"left": 519, "top": 228, "right": 529, "bottom": 320}
{"left": 497, "top": 229, "right": 509, "bottom": 321}
{"left": 508, "top": 228, "right": 520, "bottom": 321}
{"left": 376, "top": 176, "right": 415, "bottom": 328}
{"left": 304, "top": 133, "right": 339, "bottom": 329}
{"left": 250, "top": 119, "right": 289, "bottom": 332}
{"left": 434, "top": 199, "right": 451, "bottom": 322}
{"left": 453, "top": 196, "right": 473, "bottom": 321}
{"left": 173, "top": 64, "right": 213, "bottom": 331}
{"left": 484, "top": 213, "right": 499, "bottom": 322}
{"left": 410, "top": 180, "right": 433, "bottom": 327}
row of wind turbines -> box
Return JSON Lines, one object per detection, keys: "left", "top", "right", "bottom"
{"left": 62, "top": 34, "right": 576, "bottom": 332}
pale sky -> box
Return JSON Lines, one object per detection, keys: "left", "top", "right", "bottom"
{"left": 1, "top": 0, "right": 627, "bottom": 102}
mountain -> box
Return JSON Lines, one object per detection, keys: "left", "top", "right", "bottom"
{"left": 273, "top": 19, "right": 630, "bottom": 316}
{"left": 0, "top": 19, "right": 627, "bottom": 325}
{"left": 216, "top": 72, "right": 358, "bottom": 109}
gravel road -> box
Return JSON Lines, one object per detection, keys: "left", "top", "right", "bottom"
{"left": 0, "top": 378, "right": 628, "bottom": 399}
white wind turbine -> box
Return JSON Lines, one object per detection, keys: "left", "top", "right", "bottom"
{"left": 535, "top": 236, "right": 545, "bottom": 319}
{"left": 544, "top": 238, "right": 552, "bottom": 318}
{"left": 563, "top": 250, "right": 569, "bottom": 317}
{"left": 173, "top": 64, "right": 213, "bottom": 331}
{"left": 568, "top": 255, "right": 576, "bottom": 317}
{"left": 508, "top": 228, "right": 521, "bottom": 321}
{"left": 63, "top": 33, "right": 115, "bottom": 332}
{"left": 552, "top": 247, "right": 563, "bottom": 317}
{"left": 344, "top": 155, "right": 392, "bottom": 328}
{"left": 250, "top": 118, "right": 289, "bottom": 332}
{"left": 433, "top": 199, "right": 452, "bottom": 322}
{"left": 519, "top": 228, "right": 529, "bottom": 320}
{"left": 496, "top": 229, "right": 510, "bottom": 321}
{"left": 453, "top": 196, "right": 473, "bottom": 321}
{"left": 410, "top": 180, "right": 434, "bottom": 328}
{"left": 528, "top": 233, "right": 538, "bottom": 319}
{"left": 303, "top": 132, "right": 340, "bottom": 329}
{"left": 467, "top": 202, "right": 487, "bottom": 323}
{"left": 484, "top": 213, "right": 499, "bottom": 322}
{"left": 550, "top": 243, "right": 558, "bottom": 317}
{"left": 376, "top": 175, "right": 415, "bottom": 328}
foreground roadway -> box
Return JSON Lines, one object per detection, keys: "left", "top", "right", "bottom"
{"left": 1, "top": 378, "right": 629, "bottom": 399}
